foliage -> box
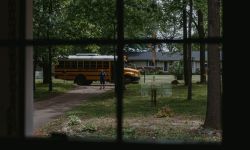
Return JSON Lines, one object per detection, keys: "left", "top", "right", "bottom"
{"left": 80, "top": 123, "right": 97, "bottom": 133}
{"left": 67, "top": 115, "right": 81, "bottom": 126}
{"left": 155, "top": 106, "right": 174, "bottom": 118}
{"left": 168, "top": 61, "right": 184, "bottom": 78}
{"left": 124, "top": 0, "right": 162, "bottom": 39}
{"left": 33, "top": 0, "right": 211, "bottom": 52}
{"left": 139, "top": 66, "right": 163, "bottom": 75}
{"left": 158, "top": 0, "right": 208, "bottom": 52}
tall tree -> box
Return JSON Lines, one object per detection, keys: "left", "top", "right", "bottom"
{"left": 187, "top": 0, "right": 193, "bottom": 100}
{"left": 33, "top": 0, "right": 65, "bottom": 84}
{"left": 204, "top": 0, "right": 221, "bottom": 129}
{"left": 183, "top": 0, "right": 188, "bottom": 86}
{"left": 197, "top": 9, "right": 206, "bottom": 83}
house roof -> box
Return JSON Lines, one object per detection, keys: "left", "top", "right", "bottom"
{"left": 126, "top": 51, "right": 182, "bottom": 61}
{"left": 126, "top": 51, "right": 222, "bottom": 61}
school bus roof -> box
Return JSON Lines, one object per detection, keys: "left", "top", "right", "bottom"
{"left": 63, "top": 55, "right": 117, "bottom": 61}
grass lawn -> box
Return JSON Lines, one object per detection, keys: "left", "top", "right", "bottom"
{"left": 36, "top": 75, "right": 221, "bottom": 143}
{"left": 34, "top": 79, "right": 75, "bottom": 101}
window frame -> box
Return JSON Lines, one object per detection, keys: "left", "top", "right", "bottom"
{"left": 0, "top": 0, "right": 224, "bottom": 146}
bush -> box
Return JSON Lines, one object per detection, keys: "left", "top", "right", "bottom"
{"left": 155, "top": 106, "right": 174, "bottom": 118}
{"left": 171, "top": 80, "right": 179, "bottom": 85}
{"left": 67, "top": 115, "right": 81, "bottom": 126}
{"left": 140, "top": 66, "right": 163, "bottom": 75}
{"left": 168, "top": 61, "right": 184, "bottom": 80}
{"left": 195, "top": 68, "right": 200, "bottom": 74}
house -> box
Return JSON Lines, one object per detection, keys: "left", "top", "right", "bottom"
{"left": 126, "top": 51, "right": 222, "bottom": 74}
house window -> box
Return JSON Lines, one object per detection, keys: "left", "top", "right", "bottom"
{"left": 192, "top": 61, "right": 195, "bottom": 72}
{"left": 164, "top": 62, "right": 168, "bottom": 71}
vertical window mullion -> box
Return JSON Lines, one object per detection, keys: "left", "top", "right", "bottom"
{"left": 20, "top": 0, "right": 26, "bottom": 137}
{"left": 115, "top": 0, "right": 124, "bottom": 143}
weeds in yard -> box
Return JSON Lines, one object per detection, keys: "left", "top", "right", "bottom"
{"left": 67, "top": 115, "right": 81, "bottom": 126}
{"left": 155, "top": 106, "right": 174, "bottom": 118}
{"left": 80, "top": 123, "right": 97, "bottom": 133}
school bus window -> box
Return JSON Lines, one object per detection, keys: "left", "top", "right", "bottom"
{"left": 97, "top": 61, "right": 102, "bottom": 69}
{"left": 90, "top": 61, "right": 96, "bottom": 69}
{"left": 65, "top": 61, "right": 70, "bottom": 69}
{"left": 70, "top": 61, "right": 77, "bottom": 69}
{"left": 56, "top": 61, "right": 64, "bottom": 69}
{"left": 103, "top": 61, "right": 109, "bottom": 69}
{"left": 84, "top": 61, "right": 90, "bottom": 69}
{"left": 78, "top": 61, "right": 83, "bottom": 68}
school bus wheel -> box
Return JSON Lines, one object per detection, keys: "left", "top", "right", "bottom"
{"left": 124, "top": 75, "right": 132, "bottom": 83}
{"left": 75, "top": 75, "right": 86, "bottom": 86}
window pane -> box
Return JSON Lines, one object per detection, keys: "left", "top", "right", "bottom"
{"left": 56, "top": 61, "right": 64, "bottom": 69}
{"left": 84, "top": 61, "right": 90, "bottom": 69}
{"left": 78, "top": 61, "right": 83, "bottom": 68}
{"left": 124, "top": 0, "right": 222, "bottom": 40}
{"left": 31, "top": 0, "right": 223, "bottom": 144}
{"left": 124, "top": 0, "right": 181, "bottom": 40}
{"left": 33, "top": 0, "right": 116, "bottom": 40}
{"left": 71, "top": 61, "right": 77, "bottom": 69}
{"left": 97, "top": 61, "right": 102, "bottom": 69}
{"left": 65, "top": 61, "right": 70, "bottom": 68}
{"left": 123, "top": 43, "right": 222, "bottom": 143}
{"left": 90, "top": 61, "right": 97, "bottom": 69}
{"left": 33, "top": 44, "right": 117, "bottom": 141}
{"left": 103, "top": 61, "right": 109, "bottom": 69}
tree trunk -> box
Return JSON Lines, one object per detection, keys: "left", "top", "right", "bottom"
{"left": 33, "top": 55, "right": 37, "bottom": 92}
{"left": 183, "top": 0, "right": 188, "bottom": 86}
{"left": 187, "top": 0, "right": 192, "bottom": 100}
{"left": 204, "top": 0, "right": 221, "bottom": 130}
{"left": 198, "top": 9, "right": 206, "bottom": 84}
{"left": 42, "top": 56, "right": 50, "bottom": 84}
{"left": 47, "top": 0, "right": 53, "bottom": 91}
{"left": 48, "top": 46, "right": 52, "bottom": 91}
{"left": 152, "top": 32, "right": 157, "bottom": 67}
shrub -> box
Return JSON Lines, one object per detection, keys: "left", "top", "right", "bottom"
{"left": 67, "top": 115, "right": 81, "bottom": 126}
{"left": 168, "top": 61, "right": 184, "bottom": 80}
{"left": 195, "top": 68, "right": 200, "bottom": 74}
{"left": 155, "top": 106, "right": 174, "bottom": 118}
{"left": 171, "top": 80, "right": 179, "bottom": 85}
{"left": 80, "top": 123, "right": 97, "bottom": 133}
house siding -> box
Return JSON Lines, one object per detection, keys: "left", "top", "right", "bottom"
{"left": 126, "top": 51, "right": 221, "bottom": 74}
{"left": 129, "top": 61, "right": 147, "bottom": 68}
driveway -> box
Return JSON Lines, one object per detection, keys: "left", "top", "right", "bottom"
{"left": 33, "top": 85, "right": 114, "bottom": 132}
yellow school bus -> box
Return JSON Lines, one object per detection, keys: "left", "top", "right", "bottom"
{"left": 54, "top": 53, "right": 140, "bottom": 85}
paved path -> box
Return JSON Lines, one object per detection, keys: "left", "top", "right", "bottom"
{"left": 33, "top": 85, "right": 114, "bottom": 131}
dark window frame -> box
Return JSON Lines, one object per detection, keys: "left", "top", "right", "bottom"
{"left": 0, "top": 0, "right": 224, "bottom": 146}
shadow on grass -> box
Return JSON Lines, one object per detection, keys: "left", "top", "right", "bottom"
{"left": 34, "top": 80, "right": 75, "bottom": 101}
